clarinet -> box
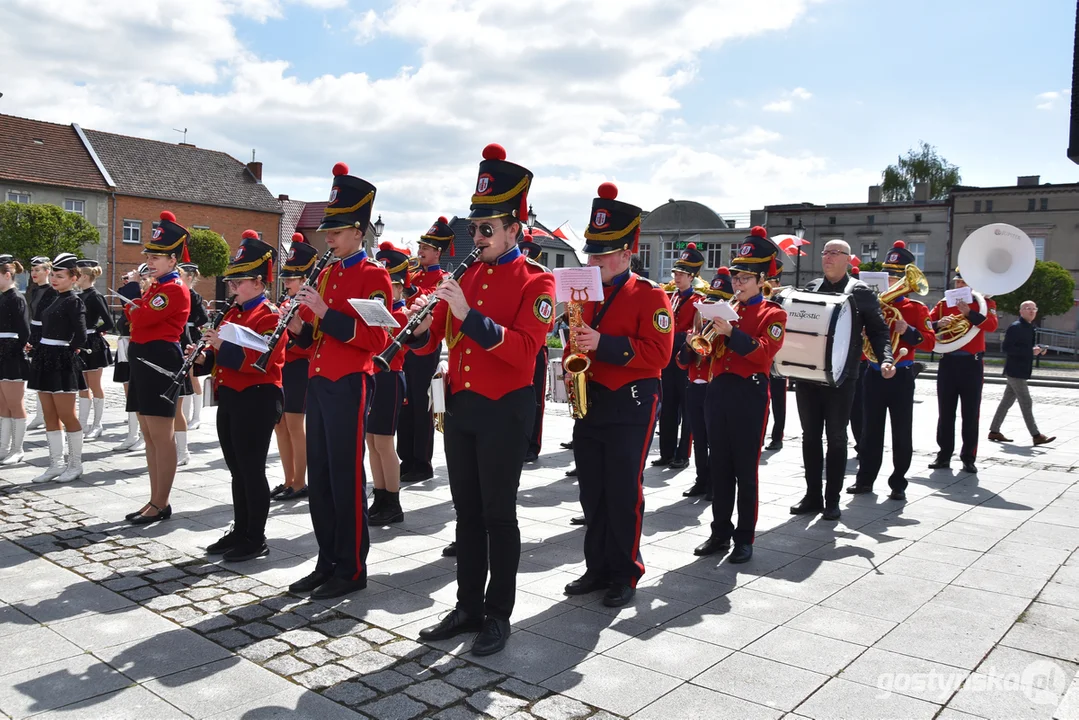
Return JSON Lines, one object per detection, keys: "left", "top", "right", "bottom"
{"left": 253, "top": 249, "right": 335, "bottom": 373}
{"left": 374, "top": 246, "right": 483, "bottom": 372}
{"left": 160, "top": 309, "right": 226, "bottom": 403}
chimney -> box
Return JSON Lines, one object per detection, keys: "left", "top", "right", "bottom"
{"left": 1017, "top": 175, "right": 1040, "bottom": 187}
{"left": 726, "top": 219, "right": 737, "bottom": 229}
{"left": 278, "top": 194, "right": 289, "bottom": 201}
{"left": 913, "top": 182, "right": 930, "bottom": 202}
{"left": 868, "top": 185, "right": 882, "bottom": 204}
{"left": 247, "top": 161, "right": 263, "bottom": 182}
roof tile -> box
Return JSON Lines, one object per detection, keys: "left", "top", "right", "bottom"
{"left": 0, "top": 114, "right": 111, "bottom": 192}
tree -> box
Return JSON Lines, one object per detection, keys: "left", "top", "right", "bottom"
{"left": 994, "top": 260, "right": 1075, "bottom": 322}
{"left": 0, "top": 201, "right": 100, "bottom": 261}
{"left": 881, "top": 141, "right": 961, "bottom": 201}
{"left": 187, "top": 229, "right": 230, "bottom": 277}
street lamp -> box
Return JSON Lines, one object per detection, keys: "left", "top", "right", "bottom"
{"left": 869, "top": 241, "right": 879, "bottom": 263}
{"left": 373, "top": 214, "right": 385, "bottom": 238}
{"left": 527, "top": 204, "right": 537, "bottom": 229}
{"left": 794, "top": 219, "right": 806, "bottom": 288}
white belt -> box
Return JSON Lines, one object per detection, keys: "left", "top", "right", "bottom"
{"left": 86, "top": 329, "right": 100, "bottom": 335}
{"left": 0, "top": 333, "right": 17, "bottom": 339}
{"left": 30, "top": 320, "right": 42, "bottom": 326}
{"left": 40, "top": 338, "right": 69, "bottom": 347}
{"left": 186, "top": 323, "right": 195, "bottom": 327}
{"left": 693, "top": 379, "right": 708, "bottom": 384}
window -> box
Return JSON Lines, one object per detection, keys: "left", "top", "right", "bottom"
{"left": 63, "top": 199, "right": 85, "bottom": 216}
{"left": 660, "top": 242, "right": 683, "bottom": 279}
{"left": 1040, "top": 198, "right": 1049, "bottom": 211}
{"left": 6, "top": 191, "right": 29, "bottom": 204}
{"left": 638, "top": 244, "right": 652, "bottom": 272}
{"left": 707, "top": 244, "right": 726, "bottom": 268}
{"left": 1031, "top": 236, "right": 1045, "bottom": 261}
{"left": 123, "top": 220, "right": 142, "bottom": 244}
{"left": 1028, "top": 198, "right": 1036, "bottom": 212}
{"left": 867, "top": 215, "right": 875, "bottom": 225}
{"left": 192, "top": 225, "right": 210, "bottom": 231}
{"left": 974, "top": 201, "right": 982, "bottom": 213}
{"left": 785, "top": 218, "right": 793, "bottom": 227}
{"left": 860, "top": 243, "right": 875, "bottom": 264}
{"left": 914, "top": 213, "right": 922, "bottom": 223}
{"left": 828, "top": 216, "right": 837, "bottom": 225}
{"left": 986, "top": 200, "right": 993, "bottom": 212}
{"left": 908, "top": 241, "right": 926, "bottom": 269}
{"left": 555, "top": 254, "right": 565, "bottom": 268}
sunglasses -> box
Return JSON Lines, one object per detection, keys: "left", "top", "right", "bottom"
{"left": 467, "top": 223, "right": 497, "bottom": 238}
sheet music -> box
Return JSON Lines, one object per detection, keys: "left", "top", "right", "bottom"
{"left": 348, "top": 299, "right": 401, "bottom": 328}
{"left": 697, "top": 302, "right": 739, "bottom": 322}
{"left": 945, "top": 287, "right": 973, "bottom": 307}
{"left": 860, "top": 271, "right": 890, "bottom": 294}
{"left": 219, "top": 323, "right": 270, "bottom": 352}
{"left": 553, "top": 267, "right": 603, "bottom": 303}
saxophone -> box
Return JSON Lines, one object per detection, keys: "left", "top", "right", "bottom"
{"left": 563, "top": 287, "right": 591, "bottom": 419}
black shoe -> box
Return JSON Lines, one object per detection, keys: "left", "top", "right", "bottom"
{"left": 368, "top": 488, "right": 385, "bottom": 517}
{"left": 602, "top": 584, "right": 636, "bottom": 608}
{"left": 369, "top": 492, "right": 404, "bottom": 525}
{"left": 223, "top": 541, "right": 269, "bottom": 562}
{"left": 564, "top": 572, "right": 610, "bottom": 595}
{"left": 401, "top": 470, "right": 434, "bottom": 484}
{"left": 565, "top": 468, "right": 578, "bottom": 478}
{"left": 928, "top": 456, "right": 950, "bottom": 469}
{"left": 705, "top": 491, "right": 713, "bottom": 502}
{"left": 728, "top": 543, "right": 753, "bottom": 564}
{"left": 765, "top": 439, "right": 783, "bottom": 451}
{"left": 206, "top": 531, "right": 240, "bottom": 555}
{"left": 125, "top": 504, "right": 150, "bottom": 522}
{"left": 669, "top": 458, "right": 689, "bottom": 469}
{"left": 274, "top": 486, "right": 308, "bottom": 502}
{"left": 130, "top": 503, "right": 171, "bottom": 525}
{"left": 693, "top": 537, "right": 730, "bottom": 557}
{"left": 682, "top": 481, "right": 707, "bottom": 497}
{"left": 651, "top": 457, "right": 672, "bottom": 467}
{"left": 470, "top": 617, "right": 510, "bottom": 656}
{"left": 311, "top": 576, "right": 367, "bottom": 599}
{"left": 419, "top": 609, "right": 483, "bottom": 641}
{"left": 846, "top": 484, "right": 873, "bottom": 495}
{"left": 269, "top": 484, "right": 288, "bottom": 499}
{"left": 822, "top": 504, "right": 841, "bottom": 521}
{"left": 289, "top": 570, "right": 332, "bottom": 594}
{"left": 790, "top": 497, "right": 823, "bottom": 515}
{"left": 961, "top": 461, "right": 978, "bottom": 474}
{"left": 442, "top": 542, "right": 457, "bottom": 557}
{"left": 569, "top": 515, "right": 587, "bottom": 526}
{"left": 889, "top": 490, "right": 907, "bottom": 502}
{"left": 523, "top": 452, "right": 539, "bottom": 463}
{"left": 559, "top": 441, "right": 573, "bottom": 450}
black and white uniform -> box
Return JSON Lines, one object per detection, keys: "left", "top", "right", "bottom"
{"left": 28, "top": 285, "right": 58, "bottom": 350}
{"left": 0, "top": 288, "right": 30, "bottom": 382}
{"left": 184, "top": 289, "right": 210, "bottom": 348}
{"left": 27, "top": 291, "right": 87, "bottom": 394}
{"left": 79, "top": 286, "right": 114, "bottom": 371}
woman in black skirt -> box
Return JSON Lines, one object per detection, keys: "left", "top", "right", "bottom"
{"left": 27, "top": 253, "right": 87, "bottom": 483}
{"left": 113, "top": 265, "right": 150, "bottom": 451}
{"left": 180, "top": 263, "right": 210, "bottom": 432}
{"left": 26, "top": 256, "right": 57, "bottom": 431}
{"left": 125, "top": 211, "right": 192, "bottom": 524}
{"left": 0, "top": 255, "right": 30, "bottom": 466}
{"left": 75, "top": 260, "right": 114, "bottom": 441}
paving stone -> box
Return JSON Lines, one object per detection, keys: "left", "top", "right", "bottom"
{"left": 433, "top": 705, "right": 487, "bottom": 720}
{"left": 293, "top": 602, "right": 335, "bottom": 620}
{"left": 383, "top": 639, "right": 426, "bottom": 659}
{"left": 123, "top": 586, "right": 160, "bottom": 602}
{"left": 297, "top": 646, "right": 337, "bottom": 666}
{"left": 314, "top": 618, "right": 367, "bottom": 637}
{"left": 195, "top": 599, "right": 226, "bottom": 614}
{"left": 239, "top": 638, "right": 291, "bottom": 663}
{"left": 360, "top": 627, "right": 396, "bottom": 645}
{"left": 186, "top": 587, "right": 226, "bottom": 602}
{"left": 466, "top": 690, "right": 528, "bottom": 719}
{"left": 240, "top": 622, "right": 279, "bottom": 639}
{"left": 263, "top": 596, "right": 306, "bottom": 612}
{"left": 362, "top": 670, "right": 412, "bottom": 692}
{"left": 228, "top": 604, "right": 273, "bottom": 622}
{"left": 361, "top": 695, "right": 427, "bottom": 720}
{"left": 191, "top": 613, "right": 235, "bottom": 633}
{"left": 504, "top": 714, "right": 537, "bottom": 720}
{"left": 144, "top": 594, "right": 190, "bottom": 612}
{"left": 221, "top": 576, "right": 261, "bottom": 592}
{"left": 294, "top": 663, "right": 358, "bottom": 690}
{"left": 340, "top": 651, "right": 398, "bottom": 675}
{"left": 323, "top": 681, "right": 378, "bottom": 707}
{"left": 163, "top": 606, "right": 206, "bottom": 624}
{"left": 405, "top": 678, "right": 467, "bottom": 708}
{"left": 89, "top": 551, "right": 120, "bottom": 562}
{"left": 219, "top": 592, "right": 258, "bottom": 607}
{"left": 445, "top": 666, "right": 505, "bottom": 691}
{"left": 326, "top": 636, "right": 372, "bottom": 657}
{"left": 498, "top": 679, "right": 549, "bottom": 702}
{"left": 249, "top": 584, "right": 279, "bottom": 598}
{"left": 109, "top": 557, "right": 151, "bottom": 569}
{"left": 103, "top": 575, "right": 147, "bottom": 591}
{"left": 278, "top": 628, "right": 326, "bottom": 647}
{"left": 267, "top": 612, "right": 309, "bottom": 630}
{"left": 263, "top": 655, "right": 314, "bottom": 676}
{"left": 156, "top": 581, "right": 187, "bottom": 594}
{"left": 147, "top": 566, "right": 187, "bottom": 582}
{"left": 206, "top": 629, "right": 252, "bottom": 649}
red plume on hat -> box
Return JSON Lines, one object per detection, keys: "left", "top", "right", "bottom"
{"left": 893, "top": 240, "right": 906, "bottom": 249}
{"left": 750, "top": 226, "right": 767, "bottom": 238}
{"left": 161, "top": 211, "right": 177, "bottom": 223}
{"left": 291, "top": 232, "right": 307, "bottom": 244}
{"left": 332, "top": 162, "right": 349, "bottom": 176}
{"left": 242, "top": 229, "right": 259, "bottom": 240}
{"left": 716, "top": 267, "right": 730, "bottom": 276}
{"left": 595, "top": 182, "right": 640, "bottom": 253}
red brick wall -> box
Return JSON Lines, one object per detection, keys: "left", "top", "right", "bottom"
{"left": 108, "top": 195, "right": 281, "bottom": 298}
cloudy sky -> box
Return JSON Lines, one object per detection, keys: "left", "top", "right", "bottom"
{"left": 1, "top": 0, "right": 1075, "bottom": 247}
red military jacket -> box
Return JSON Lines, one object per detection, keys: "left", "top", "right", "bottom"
{"left": 669, "top": 288, "right": 701, "bottom": 363}
{"left": 564, "top": 270, "right": 674, "bottom": 391}
{"left": 707, "top": 293, "right": 787, "bottom": 379}
{"left": 414, "top": 247, "right": 554, "bottom": 400}
{"left": 930, "top": 296, "right": 998, "bottom": 355}
{"left": 407, "top": 264, "right": 449, "bottom": 305}
{"left": 280, "top": 296, "right": 314, "bottom": 363}
{"left": 887, "top": 297, "right": 934, "bottom": 365}
{"left": 211, "top": 295, "right": 285, "bottom": 391}
{"left": 126, "top": 271, "right": 190, "bottom": 344}
{"left": 297, "top": 249, "right": 393, "bottom": 381}
{"left": 379, "top": 300, "right": 410, "bottom": 373}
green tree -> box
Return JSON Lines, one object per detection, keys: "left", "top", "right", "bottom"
{"left": 859, "top": 261, "right": 884, "bottom": 273}
{"left": 881, "top": 141, "right": 961, "bottom": 201}
{"left": 0, "top": 201, "right": 100, "bottom": 261}
{"left": 187, "top": 229, "right": 230, "bottom": 277}
{"left": 994, "top": 260, "right": 1075, "bottom": 322}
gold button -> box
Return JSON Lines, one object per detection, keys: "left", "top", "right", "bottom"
{"left": 466, "top": 348, "right": 472, "bottom": 354}
{"left": 623, "top": 352, "right": 629, "bottom": 356}
{"left": 477, "top": 300, "right": 483, "bottom": 306}
{"left": 464, "top": 366, "right": 470, "bottom": 372}
{"left": 315, "top": 367, "right": 321, "bottom": 373}
{"left": 465, "top": 381, "right": 471, "bottom": 388}
{"left": 487, "top": 269, "right": 494, "bottom": 275}
{"left": 482, "top": 284, "right": 488, "bottom": 290}
{"left": 328, "top": 299, "right": 333, "bottom": 304}
{"left": 587, "top": 371, "right": 593, "bottom": 377}
{"left": 333, "top": 284, "right": 338, "bottom": 289}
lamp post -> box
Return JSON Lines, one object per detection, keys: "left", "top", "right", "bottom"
{"left": 373, "top": 214, "right": 384, "bottom": 238}
{"left": 527, "top": 204, "right": 537, "bottom": 229}
{"left": 869, "top": 241, "right": 879, "bottom": 263}
{"left": 794, "top": 219, "right": 806, "bottom": 288}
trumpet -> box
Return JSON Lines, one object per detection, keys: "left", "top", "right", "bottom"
{"left": 254, "top": 249, "right": 335, "bottom": 373}
{"left": 689, "top": 299, "right": 739, "bottom": 356}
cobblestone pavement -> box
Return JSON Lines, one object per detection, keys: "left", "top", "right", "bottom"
{"left": 1, "top": 380, "right": 1077, "bottom": 719}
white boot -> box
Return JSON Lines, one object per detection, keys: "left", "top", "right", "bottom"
{"left": 176, "top": 431, "right": 190, "bottom": 466}
{"left": 115, "top": 412, "right": 141, "bottom": 451}
{"left": 27, "top": 404, "right": 43, "bottom": 430}
{"left": 86, "top": 398, "right": 105, "bottom": 440}
{"left": 78, "top": 397, "right": 91, "bottom": 437}
{"left": 3, "top": 418, "right": 26, "bottom": 465}
{"left": 183, "top": 394, "right": 193, "bottom": 424}
{"left": 32, "top": 430, "right": 66, "bottom": 483}
{"left": 188, "top": 393, "right": 202, "bottom": 430}
{"left": 57, "top": 432, "right": 83, "bottom": 482}
{"left": 0, "top": 417, "right": 12, "bottom": 462}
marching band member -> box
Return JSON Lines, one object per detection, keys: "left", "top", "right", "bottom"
{"left": 413, "top": 144, "right": 553, "bottom": 655}
{"left": 26, "top": 256, "right": 57, "bottom": 430}
{"left": 74, "top": 260, "right": 113, "bottom": 441}
{"left": 124, "top": 211, "right": 192, "bottom": 524}
{"left": 693, "top": 229, "right": 786, "bottom": 563}
{"left": 27, "top": 253, "right": 87, "bottom": 483}
{"left": 199, "top": 233, "right": 285, "bottom": 562}
{"left": 928, "top": 267, "right": 997, "bottom": 473}
{"left": 368, "top": 241, "right": 412, "bottom": 526}
{"left": 285, "top": 163, "right": 393, "bottom": 600}
{"left": 562, "top": 182, "right": 672, "bottom": 607}
{"left": 518, "top": 232, "right": 549, "bottom": 463}
{"left": 0, "top": 256, "right": 30, "bottom": 465}
{"left": 270, "top": 234, "right": 316, "bottom": 502}
{"left": 850, "top": 241, "right": 933, "bottom": 501}
{"left": 398, "top": 216, "right": 452, "bottom": 483}
{"left": 677, "top": 268, "right": 734, "bottom": 498}
{"left": 180, "top": 263, "right": 210, "bottom": 431}
{"left": 113, "top": 265, "right": 151, "bottom": 452}
{"left": 791, "top": 240, "right": 893, "bottom": 521}
{"left": 655, "top": 243, "right": 702, "bottom": 470}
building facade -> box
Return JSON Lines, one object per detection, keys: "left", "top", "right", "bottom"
{"left": 637, "top": 200, "right": 746, "bottom": 282}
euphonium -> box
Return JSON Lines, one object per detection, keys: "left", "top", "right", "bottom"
{"left": 863, "top": 263, "right": 928, "bottom": 364}
{"left": 689, "top": 298, "right": 739, "bottom": 356}
{"left": 563, "top": 287, "right": 592, "bottom": 419}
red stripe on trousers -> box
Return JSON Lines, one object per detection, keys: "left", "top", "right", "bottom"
{"left": 630, "top": 393, "right": 660, "bottom": 585}
{"left": 352, "top": 377, "right": 368, "bottom": 580}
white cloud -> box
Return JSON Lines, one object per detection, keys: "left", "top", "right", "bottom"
{"left": 791, "top": 87, "right": 812, "bottom": 100}
{"left": 1036, "top": 89, "right": 1070, "bottom": 111}
{"left": 763, "top": 87, "right": 813, "bottom": 112}
{"left": 763, "top": 100, "right": 794, "bottom": 113}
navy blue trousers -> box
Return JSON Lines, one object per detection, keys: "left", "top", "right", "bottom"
{"left": 685, "top": 381, "right": 710, "bottom": 485}
{"left": 398, "top": 349, "right": 439, "bottom": 475}
{"left": 707, "top": 373, "right": 769, "bottom": 545}
{"left": 528, "top": 346, "right": 548, "bottom": 456}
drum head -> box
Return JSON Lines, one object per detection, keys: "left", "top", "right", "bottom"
{"left": 830, "top": 300, "right": 854, "bottom": 385}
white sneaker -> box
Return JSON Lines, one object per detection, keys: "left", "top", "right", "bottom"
{"left": 32, "top": 430, "right": 66, "bottom": 483}
{"left": 57, "top": 432, "right": 83, "bottom": 482}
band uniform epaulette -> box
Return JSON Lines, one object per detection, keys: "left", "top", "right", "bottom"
{"left": 524, "top": 257, "right": 551, "bottom": 273}
{"left": 365, "top": 257, "right": 382, "bottom": 267}
{"left": 636, "top": 276, "right": 661, "bottom": 288}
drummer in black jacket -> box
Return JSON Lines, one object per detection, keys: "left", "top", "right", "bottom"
{"left": 790, "top": 239, "right": 894, "bottom": 521}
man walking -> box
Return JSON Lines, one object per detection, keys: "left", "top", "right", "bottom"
{"left": 988, "top": 300, "right": 1055, "bottom": 446}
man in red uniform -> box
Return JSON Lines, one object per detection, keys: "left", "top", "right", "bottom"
{"left": 851, "top": 240, "right": 934, "bottom": 501}
{"left": 398, "top": 216, "right": 453, "bottom": 483}
{"left": 411, "top": 144, "right": 554, "bottom": 656}
{"left": 928, "top": 267, "right": 998, "bottom": 473}
{"left": 655, "top": 243, "right": 703, "bottom": 470}
{"left": 286, "top": 163, "right": 393, "bottom": 600}
{"left": 518, "top": 232, "right": 550, "bottom": 463}
{"left": 562, "top": 182, "right": 673, "bottom": 608}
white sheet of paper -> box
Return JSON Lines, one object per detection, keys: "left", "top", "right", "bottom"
{"left": 348, "top": 299, "right": 401, "bottom": 328}
{"left": 945, "top": 286, "right": 973, "bottom": 307}
{"left": 553, "top": 266, "right": 603, "bottom": 303}
{"left": 698, "top": 301, "right": 739, "bottom": 322}
{"left": 219, "top": 323, "right": 270, "bottom": 352}
{"left": 860, "top": 271, "right": 890, "bottom": 294}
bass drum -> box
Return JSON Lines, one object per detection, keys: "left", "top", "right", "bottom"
{"left": 771, "top": 289, "right": 859, "bottom": 387}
